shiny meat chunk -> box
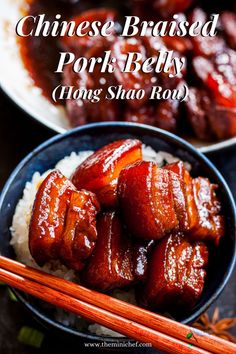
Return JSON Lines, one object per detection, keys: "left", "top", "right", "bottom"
{"left": 118, "top": 160, "right": 224, "bottom": 244}
{"left": 143, "top": 35, "right": 186, "bottom": 89}
{"left": 207, "top": 105, "right": 236, "bottom": 140}
{"left": 141, "top": 232, "right": 208, "bottom": 311}
{"left": 169, "top": 162, "right": 224, "bottom": 243}
{"left": 165, "top": 162, "right": 224, "bottom": 244}
{"left": 62, "top": 44, "right": 119, "bottom": 127}
{"left": 190, "top": 177, "right": 224, "bottom": 245}
{"left": 71, "top": 139, "right": 142, "bottom": 207}
{"left": 82, "top": 46, "right": 120, "bottom": 124}
{"left": 189, "top": 8, "right": 225, "bottom": 57}
{"left": 185, "top": 88, "right": 236, "bottom": 140}
{"left": 184, "top": 88, "right": 212, "bottom": 141}
{"left": 124, "top": 105, "right": 155, "bottom": 126}
{"left": 164, "top": 162, "right": 189, "bottom": 230}
{"left": 62, "top": 66, "right": 91, "bottom": 127}
{"left": 29, "top": 170, "right": 100, "bottom": 270}
{"left": 153, "top": 0, "right": 193, "bottom": 18}
{"left": 155, "top": 98, "right": 179, "bottom": 133}
{"left": 117, "top": 161, "right": 179, "bottom": 239}
{"left": 221, "top": 12, "right": 236, "bottom": 50}
{"left": 189, "top": 53, "right": 236, "bottom": 139}
{"left": 162, "top": 36, "right": 192, "bottom": 54}
{"left": 193, "top": 56, "right": 236, "bottom": 108}
{"left": 111, "top": 38, "right": 153, "bottom": 108}
{"left": 81, "top": 211, "right": 134, "bottom": 291}
{"left": 60, "top": 8, "right": 118, "bottom": 54}
{"left": 164, "top": 162, "right": 192, "bottom": 231}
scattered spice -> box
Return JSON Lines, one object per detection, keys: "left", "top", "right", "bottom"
{"left": 193, "top": 307, "right": 236, "bottom": 343}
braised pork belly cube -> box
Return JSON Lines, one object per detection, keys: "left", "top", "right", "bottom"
{"left": 124, "top": 105, "right": 155, "bottom": 126}
{"left": 189, "top": 8, "right": 225, "bottom": 58}
{"left": 141, "top": 232, "right": 208, "bottom": 311}
{"left": 142, "top": 35, "right": 186, "bottom": 89}
{"left": 161, "top": 36, "right": 192, "bottom": 55}
{"left": 165, "top": 161, "right": 224, "bottom": 245}
{"left": 117, "top": 161, "right": 179, "bottom": 240}
{"left": 193, "top": 55, "right": 236, "bottom": 108}
{"left": 81, "top": 211, "right": 135, "bottom": 291}
{"left": 29, "top": 170, "right": 100, "bottom": 271}
{"left": 184, "top": 88, "right": 213, "bottom": 141}
{"left": 111, "top": 38, "right": 153, "bottom": 108}
{"left": 164, "top": 162, "right": 189, "bottom": 230}
{"left": 82, "top": 45, "right": 120, "bottom": 124}
{"left": 153, "top": 0, "right": 193, "bottom": 18}
{"left": 190, "top": 177, "right": 224, "bottom": 245}
{"left": 155, "top": 99, "right": 179, "bottom": 133}
{"left": 62, "top": 45, "right": 119, "bottom": 128}
{"left": 71, "top": 139, "right": 142, "bottom": 207}
{"left": 164, "top": 161, "right": 194, "bottom": 231}
{"left": 185, "top": 87, "right": 236, "bottom": 140}
{"left": 118, "top": 159, "right": 224, "bottom": 244}
{"left": 221, "top": 12, "right": 236, "bottom": 50}
{"left": 154, "top": 80, "right": 187, "bottom": 133}
{"left": 207, "top": 105, "right": 236, "bottom": 140}
{"left": 60, "top": 8, "right": 118, "bottom": 54}
{"left": 62, "top": 66, "right": 92, "bottom": 127}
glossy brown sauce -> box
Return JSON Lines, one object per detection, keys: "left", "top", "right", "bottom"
{"left": 18, "top": 0, "right": 125, "bottom": 102}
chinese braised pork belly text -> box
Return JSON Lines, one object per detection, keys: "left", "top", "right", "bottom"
{"left": 29, "top": 139, "right": 225, "bottom": 312}
{"left": 20, "top": 0, "right": 236, "bottom": 141}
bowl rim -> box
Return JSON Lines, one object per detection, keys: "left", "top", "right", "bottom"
{"left": 1, "top": 122, "right": 236, "bottom": 342}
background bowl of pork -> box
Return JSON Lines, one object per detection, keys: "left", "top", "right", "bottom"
{"left": 0, "top": 122, "right": 235, "bottom": 344}
{"left": 1, "top": 0, "right": 236, "bottom": 153}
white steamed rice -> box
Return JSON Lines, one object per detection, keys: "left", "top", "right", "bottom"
{"left": 10, "top": 145, "right": 188, "bottom": 337}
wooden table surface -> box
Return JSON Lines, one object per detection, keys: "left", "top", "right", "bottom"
{"left": 0, "top": 89, "right": 236, "bottom": 354}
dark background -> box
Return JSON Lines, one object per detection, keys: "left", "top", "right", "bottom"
{"left": 0, "top": 90, "right": 236, "bottom": 353}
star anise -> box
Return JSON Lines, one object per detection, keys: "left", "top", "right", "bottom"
{"left": 193, "top": 307, "right": 236, "bottom": 343}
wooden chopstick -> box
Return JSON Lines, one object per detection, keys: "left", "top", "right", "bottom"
{"left": 0, "top": 256, "right": 234, "bottom": 354}
{"left": 0, "top": 256, "right": 233, "bottom": 354}
{"left": 0, "top": 267, "right": 208, "bottom": 354}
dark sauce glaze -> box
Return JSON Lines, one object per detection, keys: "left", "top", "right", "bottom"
{"left": 19, "top": 0, "right": 127, "bottom": 102}
{"left": 19, "top": 1, "right": 69, "bottom": 101}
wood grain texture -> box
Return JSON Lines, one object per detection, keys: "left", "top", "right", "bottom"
{"left": 0, "top": 256, "right": 235, "bottom": 353}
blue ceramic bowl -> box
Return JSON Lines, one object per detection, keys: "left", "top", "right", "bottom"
{"left": 0, "top": 122, "right": 235, "bottom": 344}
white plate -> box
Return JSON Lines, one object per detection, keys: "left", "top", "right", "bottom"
{"left": 1, "top": 0, "right": 236, "bottom": 152}
{"left": 0, "top": 0, "right": 69, "bottom": 133}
